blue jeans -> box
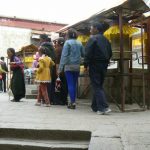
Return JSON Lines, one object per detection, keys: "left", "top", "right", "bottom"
{"left": 65, "top": 71, "right": 79, "bottom": 103}
{"left": 89, "top": 63, "right": 109, "bottom": 112}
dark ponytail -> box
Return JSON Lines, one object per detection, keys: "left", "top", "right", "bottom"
{"left": 39, "top": 46, "right": 49, "bottom": 56}
{"left": 67, "top": 28, "right": 78, "bottom": 39}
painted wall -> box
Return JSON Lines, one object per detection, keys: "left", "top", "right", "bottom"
{"left": 0, "top": 26, "right": 31, "bottom": 57}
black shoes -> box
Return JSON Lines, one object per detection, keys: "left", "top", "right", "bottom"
{"left": 67, "top": 103, "right": 76, "bottom": 109}
{"left": 11, "top": 99, "right": 20, "bottom": 102}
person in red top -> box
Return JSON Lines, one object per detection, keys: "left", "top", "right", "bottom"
{"left": 7, "top": 48, "right": 25, "bottom": 102}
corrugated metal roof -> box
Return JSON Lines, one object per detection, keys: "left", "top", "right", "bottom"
{"left": 58, "top": 0, "right": 150, "bottom": 33}
{"left": 91, "top": 0, "right": 149, "bottom": 21}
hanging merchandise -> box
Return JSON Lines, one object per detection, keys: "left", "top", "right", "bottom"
{"left": 77, "top": 35, "right": 90, "bottom": 46}
{"left": 104, "top": 24, "right": 139, "bottom": 40}
{"left": 104, "top": 24, "right": 139, "bottom": 60}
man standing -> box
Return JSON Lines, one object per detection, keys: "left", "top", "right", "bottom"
{"left": 84, "top": 22, "right": 112, "bottom": 115}
{"left": 39, "top": 34, "right": 56, "bottom": 61}
{"left": 0, "top": 57, "right": 8, "bottom": 92}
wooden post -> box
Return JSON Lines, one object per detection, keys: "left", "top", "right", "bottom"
{"left": 119, "top": 8, "right": 125, "bottom": 112}
{"left": 129, "top": 37, "right": 133, "bottom": 104}
{"left": 147, "top": 19, "right": 150, "bottom": 109}
{"left": 141, "top": 24, "right": 146, "bottom": 109}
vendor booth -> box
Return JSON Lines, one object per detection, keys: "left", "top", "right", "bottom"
{"left": 16, "top": 44, "right": 38, "bottom": 84}
{"left": 17, "top": 44, "right": 38, "bottom": 68}
{"left": 58, "top": 0, "right": 150, "bottom": 111}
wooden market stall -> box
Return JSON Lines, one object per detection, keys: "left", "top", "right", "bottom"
{"left": 16, "top": 44, "right": 38, "bottom": 84}
{"left": 58, "top": 0, "right": 150, "bottom": 111}
{"left": 17, "top": 44, "right": 38, "bottom": 68}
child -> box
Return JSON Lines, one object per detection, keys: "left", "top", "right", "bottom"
{"left": 35, "top": 46, "right": 55, "bottom": 107}
{"left": 32, "top": 52, "right": 40, "bottom": 69}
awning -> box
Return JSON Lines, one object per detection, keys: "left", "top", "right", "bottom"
{"left": 58, "top": 0, "right": 150, "bottom": 33}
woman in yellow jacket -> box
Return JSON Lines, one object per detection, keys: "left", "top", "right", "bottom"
{"left": 35, "top": 46, "right": 55, "bottom": 107}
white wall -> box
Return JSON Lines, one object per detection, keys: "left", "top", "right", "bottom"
{"left": 0, "top": 26, "right": 31, "bottom": 57}
{"left": 50, "top": 32, "right": 59, "bottom": 41}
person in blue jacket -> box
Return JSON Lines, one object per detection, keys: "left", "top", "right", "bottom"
{"left": 58, "top": 28, "right": 84, "bottom": 109}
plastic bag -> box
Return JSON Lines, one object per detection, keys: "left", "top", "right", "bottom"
{"left": 55, "top": 76, "right": 61, "bottom": 92}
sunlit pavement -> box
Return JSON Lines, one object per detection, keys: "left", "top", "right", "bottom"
{"left": 0, "top": 93, "right": 150, "bottom": 150}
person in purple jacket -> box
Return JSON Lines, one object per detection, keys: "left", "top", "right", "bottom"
{"left": 7, "top": 48, "right": 26, "bottom": 102}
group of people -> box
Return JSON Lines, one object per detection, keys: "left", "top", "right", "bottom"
{"left": 7, "top": 22, "right": 112, "bottom": 115}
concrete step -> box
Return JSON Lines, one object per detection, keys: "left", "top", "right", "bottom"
{"left": 25, "top": 84, "right": 38, "bottom": 99}
{"left": 26, "top": 88, "right": 38, "bottom": 94}
{"left": 0, "top": 128, "right": 91, "bottom": 141}
{"left": 25, "top": 94, "right": 37, "bottom": 99}
{"left": 31, "top": 89, "right": 38, "bottom": 94}
{"left": 26, "top": 84, "right": 38, "bottom": 89}
{"left": 26, "top": 86, "right": 38, "bottom": 94}
{"left": 0, "top": 128, "right": 91, "bottom": 150}
{"left": 0, "top": 138, "right": 88, "bottom": 150}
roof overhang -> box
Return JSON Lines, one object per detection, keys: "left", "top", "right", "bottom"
{"left": 58, "top": 0, "right": 150, "bottom": 34}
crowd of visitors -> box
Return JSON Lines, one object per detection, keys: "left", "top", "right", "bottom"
{"left": 1, "top": 22, "right": 112, "bottom": 115}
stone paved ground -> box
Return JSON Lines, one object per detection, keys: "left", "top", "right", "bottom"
{"left": 0, "top": 93, "right": 150, "bottom": 150}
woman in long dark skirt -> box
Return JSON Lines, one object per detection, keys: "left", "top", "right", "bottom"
{"left": 7, "top": 48, "right": 25, "bottom": 102}
{"left": 54, "top": 37, "right": 68, "bottom": 105}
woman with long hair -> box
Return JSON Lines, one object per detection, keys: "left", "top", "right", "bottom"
{"left": 58, "top": 29, "right": 84, "bottom": 109}
{"left": 54, "top": 37, "right": 68, "bottom": 105}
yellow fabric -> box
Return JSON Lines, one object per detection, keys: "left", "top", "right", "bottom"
{"left": 24, "top": 57, "right": 34, "bottom": 62}
{"left": 104, "top": 25, "right": 139, "bottom": 40}
{"left": 0, "top": 64, "right": 6, "bottom": 74}
{"left": 132, "top": 38, "right": 141, "bottom": 47}
{"left": 77, "top": 35, "right": 90, "bottom": 45}
{"left": 132, "top": 33, "right": 147, "bottom": 47}
{"left": 36, "top": 56, "right": 55, "bottom": 82}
